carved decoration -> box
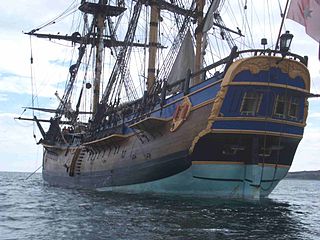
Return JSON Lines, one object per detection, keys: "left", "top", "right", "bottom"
{"left": 170, "top": 97, "right": 192, "bottom": 132}
{"left": 228, "top": 56, "right": 310, "bottom": 91}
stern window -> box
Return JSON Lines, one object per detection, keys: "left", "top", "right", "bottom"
{"left": 240, "top": 92, "right": 262, "bottom": 115}
{"left": 274, "top": 95, "right": 301, "bottom": 120}
{"left": 274, "top": 95, "right": 287, "bottom": 118}
{"left": 288, "top": 96, "right": 300, "bottom": 119}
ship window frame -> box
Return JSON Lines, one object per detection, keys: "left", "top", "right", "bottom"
{"left": 274, "top": 94, "right": 300, "bottom": 120}
{"left": 288, "top": 96, "right": 300, "bottom": 120}
{"left": 274, "top": 95, "right": 288, "bottom": 119}
{"left": 240, "top": 92, "right": 263, "bottom": 116}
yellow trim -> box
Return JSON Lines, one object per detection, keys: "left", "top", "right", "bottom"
{"left": 128, "top": 117, "right": 171, "bottom": 129}
{"left": 170, "top": 96, "right": 192, "bottom": 132}
{"left": 83, "top": 133, "right": 133, "bottom": 146}
{"left": 187, "top": 80, "right": 223, "bottom": 98}
{"left": 224, "top": 56, "right": 310, "bottom": 91}
{"left": 192, "top": 161, "right": 290, "bottom": 168}
{"left": 161, "top": 80, "right": 222, "bottom": 109}
{"left": 43, "top": 144, "right": 70, "bottom": 151}
{"left": 210, "top": 129, "right": 303, "bottom": 139}
{"left": 228, "top": 82, "right": 309, "bottom": 93}
{"left": 192, "top": 161, "right": 244, "bottom": 165}
{"left": 191, "top": 99, "right": 215, "bottom": 111}
{"left": 138, "top": 116, "right": 170, "bottom": 122}
{"left": 258, "top": 163, "right": 290, "bottom": 168}
{"left": 214, "top": 116, "right": 306, "bottom": 127}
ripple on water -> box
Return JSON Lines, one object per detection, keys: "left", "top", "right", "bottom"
{"left": 0, "top": 173, "right": 319, "bottom": 240}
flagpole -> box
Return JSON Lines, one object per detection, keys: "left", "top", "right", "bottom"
{"left": 275, "top": 0, "right": 291, "bottom": 50}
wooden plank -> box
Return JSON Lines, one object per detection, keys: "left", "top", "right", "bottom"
{"left": 83, "top": 134, "right": 130, "bottom": 147}
{"left": 129, "top": 117, "right": 169, "bottom": 132}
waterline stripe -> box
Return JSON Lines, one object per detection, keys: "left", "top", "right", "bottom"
{"left": 192, "top": 161, "right": 290, "bottom": 168}
{"left": 193, "top": 176, "right": 282, "bottom": 183}
{"left": 192, "top": 161, "right": 244, "bottom": 165}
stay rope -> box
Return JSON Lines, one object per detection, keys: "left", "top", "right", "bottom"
{"left": 29, "top": 0, "right": 78, "bottom": 34}
{"left": 29, "top": 36, "right": 37, "bottom": 142}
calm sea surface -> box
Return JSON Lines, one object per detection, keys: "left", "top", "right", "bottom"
{"left": 0, "top": 172, "right": 319, "bottom": 240}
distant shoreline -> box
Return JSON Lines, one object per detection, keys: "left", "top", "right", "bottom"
{"left": 286, "top": 170, "right": 320, "bottom": 180}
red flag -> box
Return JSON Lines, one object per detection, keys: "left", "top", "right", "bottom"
{"left": 287, "top": 0, "right": 320, "bottom": 42}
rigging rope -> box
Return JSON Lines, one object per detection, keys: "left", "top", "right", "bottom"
{"left": 102, "top": 0, "right": 143, "bottom": 105}
{"left": 155, "top": 1, "right": 195, "bottom": 88}
{"left": 29, "top": 36, "right": 37, "bottom": 141}
{"left": 29, "top": 0, "right": 79, "bottom": 34}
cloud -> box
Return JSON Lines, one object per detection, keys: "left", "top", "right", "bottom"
{"left": 291, "top": 113, "right": 320, "bottom": 171}
{"left": 0, "top": 94, "right": 8, "bottom": 102}
{"left": 309, "top": 112, "right": 320, "bottom": 118}
{"left": 0, "top": 34, "right": 82, "bottom": 99}
{"left": 0, "top": 112, "right": 43, "bottom": 172}
{"left": 0, "top": 1, "right": 79, "bottom": 33}
{"left": 0, "top": 72, "right": 31, "bottom": 94}
{"left": 49, "top": 59, "right": 70, "bottom": 67}
{"left": 0, "top": 0, "right": 84, "bottom": 102}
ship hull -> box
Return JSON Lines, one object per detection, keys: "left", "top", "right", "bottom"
{"left": 96, "top": 163, "right": 290, "bottom": 199}
{"left": 43, "top": 131, "right": 297, "bottom": 199}
{"left": 43, "top": 162, "right": 289, "bottom": 199}
{"left": 43, "top": 150, "right": 191, "bottom": 189}
{"left": 41, "top": 56, "right": 310, "bottom": 200}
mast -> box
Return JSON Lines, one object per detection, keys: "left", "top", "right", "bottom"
{"left": 93, "top": 0, "right": 106, "bottom": 114}
{"left": 78, "top": 1, "right": 126, "bottom": 114}
{"left": 194, "top": 0, "right": 205, "bottom": 85}
{"left": 147, "top": 0, "right": 160, "bottom": 93}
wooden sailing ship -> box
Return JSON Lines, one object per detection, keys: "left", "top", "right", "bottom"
{"left": 18, "top": 0, "right": 312, "bottom": 199}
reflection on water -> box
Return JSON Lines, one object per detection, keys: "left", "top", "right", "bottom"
{"left": 0, "top": 172, "right": 319, "bottom": 240}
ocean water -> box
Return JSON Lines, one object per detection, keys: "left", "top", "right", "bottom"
{"left": 0, "top": 172, "right": 319, "bottom": 240}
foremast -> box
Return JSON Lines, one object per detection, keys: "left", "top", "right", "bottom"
{"left": 93, "top": 0, "right": 107, "bottom": 115}
{"left": 78, "top": 1, "right": 126, "bottom": 115}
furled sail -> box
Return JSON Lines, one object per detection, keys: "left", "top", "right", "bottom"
{"left": 166, "top": 30, "right": 195, "bottom": 90}
{"left": 203, "top": 0, "right": 221, "bottom": 32}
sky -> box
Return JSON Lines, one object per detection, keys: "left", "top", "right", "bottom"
{"left": 0, "top": 0, "right": 319, "bottom": 172}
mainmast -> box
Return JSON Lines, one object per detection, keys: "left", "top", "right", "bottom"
{"left": 147, "top": 0, "right": 160, "bottom": 93}
{"left": 194, "top": 0, "right": 205, "bottom": 85}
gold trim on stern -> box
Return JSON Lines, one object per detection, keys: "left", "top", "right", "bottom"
{"left": 210, "top": 129, "right": 303, "bottom": 139}
{"left": 214, "top": 116, "right": 305, "bottom": 127}
{"left": 225, "top": 56, "right": 310, "bottom": 91}
{"left": 228, "top": 82, "right": 309, "bottom": 93}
